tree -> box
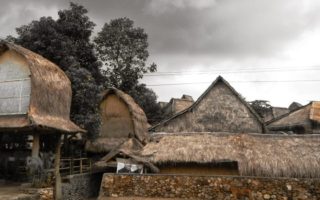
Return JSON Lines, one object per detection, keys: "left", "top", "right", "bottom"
{"left": 94, "top": 17, "right": 161, "bottom": 124}
{"left": 128, "top": 84, "right": 164, "bottom": 124}
{"left": 249, "top": 100, "right": 272, "bottom": 118}
{"left": 9, "top": 3, "right": 104, "bottom": 138}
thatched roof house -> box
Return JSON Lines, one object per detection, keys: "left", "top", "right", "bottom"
{"left": 267, "top": 101, "right": 320, "bottom": 134}
{"left": 140, "top": 132, "right": 320, "bottom": 178}
{"left": 262, "top": 107, "right": 290, "bottom": 122}
{"left": 0, "top": 40, "right": 83, "bottom": 133}
{"left": 161, "top": 94, "right": 194, "bottom": 117}
{"left": 150, "top": 76, "right": 264, "bottom": 133}
{"left": 289, "top": 101, "right": 302, "bottom": 111}
{"left": 0, "top": 41, "right": 83, "bottom": 195}
{"left": 86, "top": 88, "right": 150, "bottom": 153}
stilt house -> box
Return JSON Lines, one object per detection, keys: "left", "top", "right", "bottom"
{"left": 0, "top": 41, "right": 84, "bottom": 196}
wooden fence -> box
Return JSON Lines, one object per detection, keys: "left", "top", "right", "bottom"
{"left": 60, "top": 157, "right": 92, "bottom": 176}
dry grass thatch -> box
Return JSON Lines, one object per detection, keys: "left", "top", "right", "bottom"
{"left": 267, "top": 101, "right": 320, "bottom": 131}
{"left": 100, "top": 88, "right": 150, "bottom": 143}
{"left": 140, "top": 132, "right": 320, "bottom": 178}
{"left": 93, "top": 138, "right": 160, "bottom": 173}
{"left": 85, "top": 137, "right": 129, "bottom": 153}
{"left": 0, "top": 40, "right": 84, "bottom": 133}
{"left": 85, "top": 88, "right": 149, "bottom": 153}
{"left": 151, "top": 76, "right": 264, "bottom": 132}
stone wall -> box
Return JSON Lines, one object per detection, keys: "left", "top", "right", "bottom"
{"left": 62, "top": 172, "right": 103, "bottom": 200}
{"left": 99, "top": 174, "right": 320, "bottom": 200}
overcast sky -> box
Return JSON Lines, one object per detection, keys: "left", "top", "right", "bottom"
{"left": 1, "top": 0, "right": 320, "bottom": 107}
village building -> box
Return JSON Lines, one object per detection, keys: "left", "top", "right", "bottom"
{"left": 97, "top": 132, "right": 320, "bottom": 178}
{"left": 262, "top": 107, "right": 290, "bottom": 122}
{"left": 288, "top": 101, "right": 302, "bottom": 111}
{"left": 160, "top": 94, "right": 194, "bottom": 117}
{"left": 150, "top": 76, "right": 265, "bottom": 133}
{"left": 85, "top": 88, "right": 150, "bottom": 155}
{"left": 0, "top": 41, "right": 85, "bottom": 199}
{"left": 267, "top": 101, "right": 320, "bottom": 134}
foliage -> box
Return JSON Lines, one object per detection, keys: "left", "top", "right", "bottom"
{"left": 128, "top": 84, "right": 164, "bottom": 124}
{"left": 9, "top": 3, "right": 104, "bottom": 138}
{"left": 94, "top": 17, "right": 161, "bottom": 124}
{"left": 249, "top": 100, "right": 272, "bottom": 118}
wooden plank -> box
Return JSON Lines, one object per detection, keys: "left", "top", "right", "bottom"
{"left": 310, "top": 102, "right": 320, "bottom": 122}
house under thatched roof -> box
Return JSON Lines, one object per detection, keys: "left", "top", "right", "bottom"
{"left": 267, "top": 101, "right": 320, "bottom": 134}
{"left": 289, "top": 101, "right": 302, "bottom": 111}
{"left": 150, "top": 76, "right": 264, "bottom": 133}
{"left": 86, "top": 88, "right": 150, "bottom": 154}
{"left": 263, "top": 107, "right": 290, "bottom": 122}
{"left": 161, "top": 94, "right": 194, "bottom": 117}
{"left": 140, "top": 132, "right": 320, "bottom": 178}
{"left": 0, "top": 40, "right": 84, "bottom": 134}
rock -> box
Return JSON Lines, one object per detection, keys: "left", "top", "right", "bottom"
{"left": 111, "top": 193, "right": 118, "bottom": 197}
{"left": 264, "top": 194, "right": 271, "bottom": 199}
{"left": 286, "top": 184, "right": 292, "bottom": 191}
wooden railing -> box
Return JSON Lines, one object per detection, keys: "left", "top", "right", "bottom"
{"left": 60, "top": 157, "right": 92, "bottom": 176}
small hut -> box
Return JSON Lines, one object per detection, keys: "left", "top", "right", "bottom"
{"left": 289, "top": 101, "right": 302, "bottom": 111}
{"left": 267, "top": 101, "right": 320, "bottom": 134}
{"left": 139, "top": 132, "right": 320, "bottom": 178}
{"left": 0, "top": 41, "right": 84, "bottom": 198}
{"left": 150, "top": 76, "right": 264, "bottom": 133}
{"left": 85, "top": 88, "right": 150, "bottom": 154}
{"left": 262, "top": 107, "right": 290, "bottom": 122}
{"left": 161, "top": 94, "right": 194, "bottom": 117}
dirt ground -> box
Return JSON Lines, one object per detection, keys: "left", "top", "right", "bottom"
{"left": 0, "top": 182, "right": 37, "bottom": 200}
{"left": 99, "top": 198, "right": 199, "bottom": 200}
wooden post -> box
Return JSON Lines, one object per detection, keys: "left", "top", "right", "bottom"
{"left": 32, "top": 133, "right": 40, "bottom": 157}
{"left": 54, "top": 134, "right": 62, "bottom": 200}
{"left": 71, "top": 157, "right": 74, "bottom": 175}
{"left": 80, "top": 159, "right": 83, "bottom": 174}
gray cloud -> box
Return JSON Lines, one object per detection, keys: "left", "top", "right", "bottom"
{"left": 1, "top": 0, "right": 319, "bottom": 58}
{"left": 0, "top": 0, "right": 319, "bottom": 106}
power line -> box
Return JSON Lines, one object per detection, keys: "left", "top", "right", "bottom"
{"left": 146, "top": 79, "right": 320, "bottom": 86}
{"left": 146, "top": 66, "right": 320, "bottom": 73}
{"left": 144, "top": 67, "right": 320, "bottom": 76}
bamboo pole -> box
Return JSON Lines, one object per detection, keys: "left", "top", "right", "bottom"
{"left": 54, "top": 134, "right": 62, "bottom": 200}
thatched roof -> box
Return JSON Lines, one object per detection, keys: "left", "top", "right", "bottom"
{"left": 85, "top": 137, "right": 129, "bottom": 153}
{"left": 162, "top": 95, "right": 194, "bottom": 116}
{"left": 93, "top": 138, "right": 160, "bottom": 173}
{"left": 151, "top": 76, "right": 264, "bottom": 132}
{"left": 289, "top": 101, "right": 302, "bottom": 111}
{"left": 100, "top": 88, "right": 149, "bottom": 142}
{"left": 140, "top": 132, "right": 320, "bottom": 178}
{"left": 267, "top": 101, "right": 320, "bottom": 131}
{"left": 0, "top": 41, "right": 84, "bottom": 133}
{"left": 86, "top": 88, "right": 149, "bottom": 153}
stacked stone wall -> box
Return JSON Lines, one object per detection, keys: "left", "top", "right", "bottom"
{"left": 62, "top": 172, "right": 103, "bottom": 200}
{"left": 99, "top": 174, "right": 320, "bottom": 200}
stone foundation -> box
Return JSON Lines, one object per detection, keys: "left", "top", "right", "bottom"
{"left": 62, "top": 172, "right": 104, "bottom": 200}
{"left": 99, "top": 174, "right": 320, "bottom": 200}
